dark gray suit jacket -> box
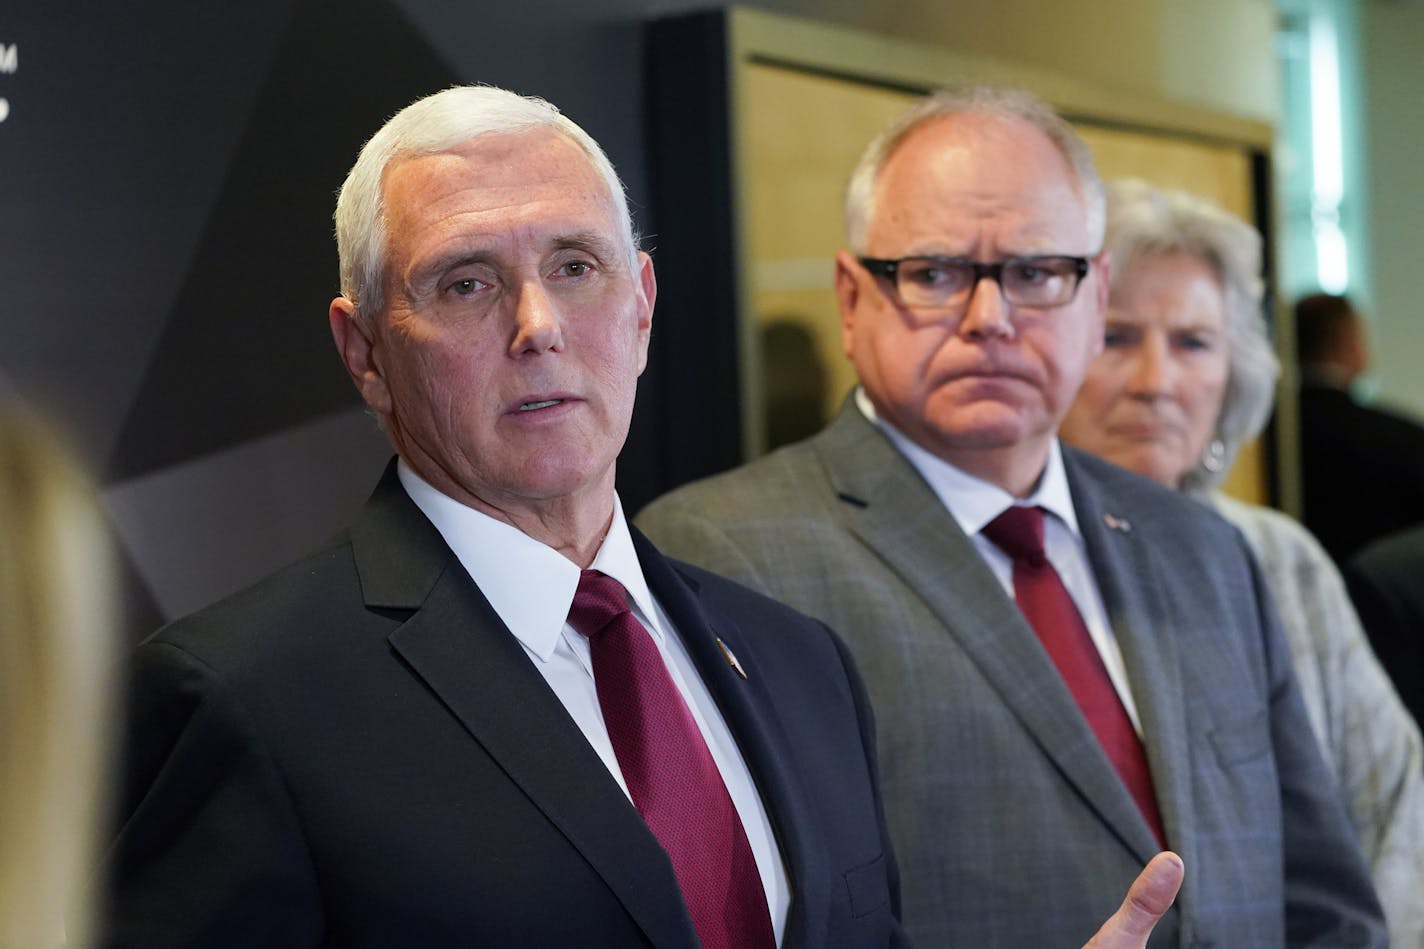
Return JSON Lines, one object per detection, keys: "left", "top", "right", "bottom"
{"left": 104, "top": 462, "right": 906, "bottom": 947}
{"left": 638, "top": 402, "right": 1384, "bottom": 948}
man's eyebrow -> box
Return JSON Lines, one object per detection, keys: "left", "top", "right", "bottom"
{"left": 551, "top": 231, "right": 621, "bottom": 259}
{"left": 407, "top": 248, "right": 497, "bottom": 293}
{"left": 408, "top": 231, "right": 625, "bottom": 291}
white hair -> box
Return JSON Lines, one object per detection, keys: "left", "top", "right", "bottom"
{"left": 333, "top": 85, "right": 639, "bottom": 317}
{"left": 1102, "top": 178, "right": 1278, "bottom": 493}
{"left": 843, "top": 85, "right": 1106, "bottom": 253}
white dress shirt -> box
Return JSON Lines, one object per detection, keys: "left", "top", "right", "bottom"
{"left": 397, "top": 463, "right": 791, "bottom": 942}
{"left": 855, "top": 390, "right": 1144, "bottom": 731}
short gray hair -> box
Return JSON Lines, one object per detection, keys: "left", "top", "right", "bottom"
{"left": 333, "top": 85, "right": 639, "bottom": 317}
{"left": 844, "top": 85, "right": 1106, "bottom": 253}
{"left": 1102, "top": 178, "right": 1277, "bottom": 493}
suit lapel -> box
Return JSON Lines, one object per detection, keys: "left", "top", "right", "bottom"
{"left": 632, "top": 528, "right": 833, "bottom": 949}
{"left": 1066, "top": 453, "right": 1202, "bottom": 912}
{"left": 814, "top": 408, "right": 1161, "bottom": 864}
{"left": 351, "top": 464, "right": 697, "bottom": 949}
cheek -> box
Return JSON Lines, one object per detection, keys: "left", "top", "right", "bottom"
{"left": 1074, "top": 361, "right": 1125, "bottom": 417}
{"left": 1063, "top": 384, "right": 1118, "bottom": 449}
{"left": 882, "top": 321, "right": 949, "bottom": 383}
{"left": 392, "top": 336, "right": 495, "bottom": 416}
{"left": 853, "top": 301, "right": 906, "bottom": 350}
{"left": 1190, "top": 361, "right": 1231, "bottom": 429}
{"left": 1041, "top": 320, "right": 1098, "bottom": 377}
{"left": 585, "top": 330, "right": 647, "bottom": 408}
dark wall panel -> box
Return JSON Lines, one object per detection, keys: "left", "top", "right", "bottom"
{"left": 5, "top": 0, "right": 882, "bottom": 633}
{"left": 1, "top": 0, "right": 722, "bottom": 633}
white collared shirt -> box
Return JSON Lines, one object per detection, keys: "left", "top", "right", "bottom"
{"left": 397, "top": 462, "right": 790, "bottom": 942}
{"left": 855, "top": 390, "right": 1144, "bottom": 731}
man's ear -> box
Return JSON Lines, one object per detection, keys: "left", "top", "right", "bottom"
{"left": 1088, "top": 250, "right": 1112, "bottom": 358}
{"left": 1093, "top": 250, "right": 1112, "bottom": 315}
{"left": 329, "top": 297, "right": 392, "bottom": 415}
{"left": 834, "top": 250, "right": 863, "bottom": 359}
{"left": 633, "top": 251, "right": 656, "bottom": 376}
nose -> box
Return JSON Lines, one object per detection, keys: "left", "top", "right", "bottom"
{"left": 509, "top": 280, "right": 565, "bottom": 355}
{"left": 1126, "top": 337, "right": 1172, "bottom": 397}
{"left": 957, "top": 276, "right": 1014, "bottom": 341}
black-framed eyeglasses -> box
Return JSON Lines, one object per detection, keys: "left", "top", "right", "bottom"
{"left": 858, "top": 255, "right": 1091, "bottom": 310}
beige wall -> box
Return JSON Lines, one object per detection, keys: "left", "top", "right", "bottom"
{"left": 736, "top": 7, "right": 1277, "bottom": 502}
{"left": 752, "top": 0, "right": 1279, "bottom": 121}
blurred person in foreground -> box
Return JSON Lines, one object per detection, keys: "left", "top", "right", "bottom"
{"left": 1295, "top": 292, "right": 1424, "bottom": 565}
{"left": 638, "top": 86, "right": 1384, "bottom": 946}
{"left": 100, "top": 84, "right": 1180, "bottom": 948}
{"left": 0, "top": 405, "right": 116, "bottom": 949}
{"left": 1058, "top": 179, "right": 1424, "bottom": 945}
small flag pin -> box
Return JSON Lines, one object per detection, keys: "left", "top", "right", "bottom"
{"left": 1103, "top": 513, "right": 1132, "bottom": 533}
{"left": 717, "top": 637, "right": 749, "bottom": 679}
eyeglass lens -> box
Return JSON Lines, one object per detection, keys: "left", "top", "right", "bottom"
{"left": 895, "top": 257, "right": 1083, "bottom": 308}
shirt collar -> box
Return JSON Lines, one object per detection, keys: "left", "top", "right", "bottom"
{"left": 854, "top": 387, "right": 1081, "bottom": 538}
{"left": 396, "top": 461, "right": 659, "bottom": 662}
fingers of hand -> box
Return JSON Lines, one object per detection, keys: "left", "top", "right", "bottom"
{"left": 1083, "top": 852, "right": 1184, "bottom": 949}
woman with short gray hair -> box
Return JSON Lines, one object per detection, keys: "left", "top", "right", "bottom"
{"left": 1061, "top": 179, "right": 1424, "bottom": 945}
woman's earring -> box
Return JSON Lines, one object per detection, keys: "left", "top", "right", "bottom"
{"left": 1202, "top": 438, "right": 1227, "bottom": 473}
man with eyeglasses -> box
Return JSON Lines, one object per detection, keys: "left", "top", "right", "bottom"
{"left": 639, "top": 86, "right": 1383, "bottom": 946}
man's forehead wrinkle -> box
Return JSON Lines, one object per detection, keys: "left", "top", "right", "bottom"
{"left": 393, "top": 194, "right": 619, "bottom": 285}
{"left": 868, "top": 126, "right": 1092, "bottom": 257}
{"left": 870, "top": 196, "right": 1084, "bottom": 256}
{"left": 376, "top": 128, "right": 630, "bottom": 316}
{"left": 407, "top": 218, "right": 618, "bottom": 275}
{"left": 382, "top": 132, "right": 614, "bottom": 228}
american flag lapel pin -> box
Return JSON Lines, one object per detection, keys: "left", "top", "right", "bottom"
{"left": 1103, "top": 512, "right": 1132, "bottom": 534}
{"left": 716, "top": 637, "right": 749, "bottom": 680}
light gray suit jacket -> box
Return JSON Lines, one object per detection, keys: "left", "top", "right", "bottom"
{"left": 637, "top": 402, "right": 1384, "bottom": 948}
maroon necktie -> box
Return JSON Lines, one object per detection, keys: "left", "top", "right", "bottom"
{"left": 567, "top": 569, "right": 775, "bottom": 949}
{"left": 983, "top": 506, "right": 1166, "bottom": 846}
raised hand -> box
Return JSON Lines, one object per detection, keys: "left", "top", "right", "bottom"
{"left": 1083, "top": 852, "right": 1184, "bottom": 949}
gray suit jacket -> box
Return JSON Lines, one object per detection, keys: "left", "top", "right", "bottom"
{"left": 638, "top": 402, "right": 1384, "bottom": 948}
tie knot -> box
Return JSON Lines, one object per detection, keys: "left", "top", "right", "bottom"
{"left": 568, "top": 569, "right": 631, "bottom": 640}
{"left": 983, "top": 505, "right": 1049, "bottom": 566}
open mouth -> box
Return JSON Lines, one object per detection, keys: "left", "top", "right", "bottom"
{"left": 519, "top": 399, "right": 563, "bottom": 411}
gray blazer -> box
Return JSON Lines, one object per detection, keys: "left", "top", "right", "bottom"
{"left": 638, "top": 402, "right": 1384, "bottom": 948}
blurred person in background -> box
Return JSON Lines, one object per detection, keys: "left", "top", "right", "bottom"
{"left": 1345, "top": 522, "right": 1424, "bottom": 731}
{"left": 1295, "top": 291, "right": 1424, "bottom": 565}
{"left": 1059, "top": 179, "right": 1424, "bottom": 945}
{"left": 0, "top": 404, "right": 117, "bottom": 949}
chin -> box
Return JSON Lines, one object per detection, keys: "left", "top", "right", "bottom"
{"left": 1116, "top": 454, "right": 1179, "bottom": 489}
{"left": 927, "top": 406, "right": 1042, "bottom": 447}
{"left": 512, "top": 453, "right": 616, "bottom": 501}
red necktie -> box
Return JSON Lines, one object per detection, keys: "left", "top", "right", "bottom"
{"left": 983, "top": 507, "right": 1166, "bottom": 847}
{"left": 567, "top": 569, "right": 775, "bottom": 949}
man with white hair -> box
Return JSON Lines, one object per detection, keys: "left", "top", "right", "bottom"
{"left": 639, "top": 86, "right": 1385, "bottom": 946}
{"left": 102, "top": 85, "right": 1181, "bottom": 948}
